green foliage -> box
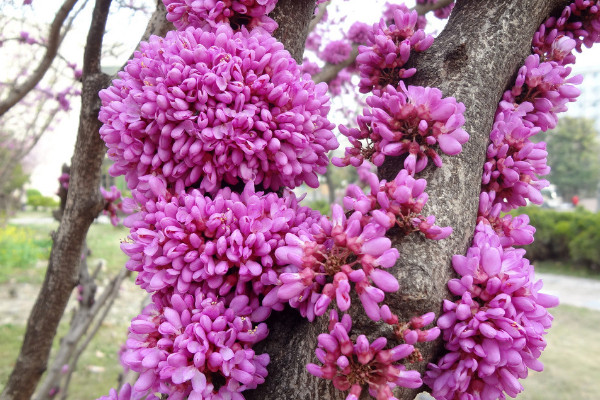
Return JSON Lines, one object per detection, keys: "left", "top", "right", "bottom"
{"left": 26, "top": 190, "right": 58, "bottom": 209}
{"left": 513, "top": 206, "right": 600, "bottom": 273}
{"left": 0, "top": 225, "right": 53, "bottom": 283}
{"left": 536, "top": 117, "right": 600, "bottom": 198}
{"left": 307, "top": 199, "right": 331, "bottom": 215}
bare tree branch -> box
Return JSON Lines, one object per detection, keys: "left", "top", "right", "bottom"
{"left": 308, "top": 0, "right": 330, "bottom": 32}
{"left": 312, "top": 44, "right": 358, "bottom": 83}
{"left": 312, "top": 0, "right": 455, "bottom": 84}
{"left": 57, "top": 269, "right": 130, "bottom": 400}
{"left": 0, "top": 0, "right": 79, "bottom": 117}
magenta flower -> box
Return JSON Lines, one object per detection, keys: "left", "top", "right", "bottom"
{"left": 122, "top": 182, "right": 321, "bottom": 307}
{"left": 321, "top": 40, "right": 353, "bottom": 64}
{"left": 343, "top": 168, "right": 452, "bottom": 240}
{"left": 163, "top": 0, "right": 279, "bottom": 33}
{"left": 425, "top": 223, "right": 558, "bottom": 400}
{"left": 122, "top": 290, "right": 269, "bottom": 400}
{"left": 273, "top": 204, "right": 399, "bottom": 321}
{"left": 482, "top": 110, "right": 550, "bottom": 211}
{"left": 499, "top": 54, "right": 581, "bottom": 132}
{"left": 307, "top": 311, "right": 423, "bottom": 400}
{"left": 333, "top": 83, "right": 468, "bottom": 175}
{"left": 100, "top": 185, "right": 123, "bottom": 226}
{"left": 99, "top": 25, "right": 337, "bottom": 196}
{"left": 347, "top": 22, "right": 370, "bottom": 44}
{"left": 477, "top": 191, "right": 536, "bottom": 248}
{"left": 357, "top": 8, "right": 433, "bottom": 93}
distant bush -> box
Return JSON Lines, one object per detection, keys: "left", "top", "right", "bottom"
{"left": 26, "top": 189, "right": 58, "bottom": 210}
{"left": 0, "top": 225, "right": 52, "bottom": 282}
{"left": 307, "top": 199, "right": 330, "bottom": 215}
{"left": 512, "top": 207, "right": 600, "bottom": 272}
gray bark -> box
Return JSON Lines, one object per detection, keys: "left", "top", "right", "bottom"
{"left": 248, "top": 1, "right": 570, "bottom": 399}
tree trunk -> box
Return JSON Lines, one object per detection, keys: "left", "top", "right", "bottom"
{"left": 247, "top": 1, "right": 570, "bottom": 399}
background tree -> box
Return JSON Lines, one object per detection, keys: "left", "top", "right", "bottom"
{"left": 539, "top": 117, "right": 600, "bottom": 199}
{"left": 0, "top": 1, "right": 590, "bottom": 400}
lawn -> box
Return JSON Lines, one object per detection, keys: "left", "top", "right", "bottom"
{"left": 1, "top": 304, "right": 599, "bottom": 399}
{"left": 519, "top": 304, "right": 600, "bottom": 400}
{"left": 1, "top": 212, "right": 599, "bottom": 399}
{"left": 0, "top": 216, "right": 129, "bottom": 284}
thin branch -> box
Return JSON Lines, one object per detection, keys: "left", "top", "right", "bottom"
{"left": 414, "top": 0, "right": 454, "bottom": 15}
{"left": 312, "top": 44, "right": 358, "bottom": 84}
{"left": 59, "top": 269, "right": 130, "bottom": 400}
{"left": 0, "top": 0, "right": 79, "bottom": 117}
{"left": 312, "top": 0, "right": 455, "bottom": 84}
{"left": 308, "top": 0, "right": 330, "bottom": 32}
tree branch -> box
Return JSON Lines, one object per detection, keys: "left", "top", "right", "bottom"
{"left": 308, "top": 0, "right": 330, "bottom": 33}
{"left": 0, "top": 0, "right": 79, "bottom": 117}
{"left": 271, "top": 0, "right": 317, "bottom": 62}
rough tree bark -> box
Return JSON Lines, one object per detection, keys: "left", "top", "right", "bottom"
{"left": 247, "top": 1, "right": 570, "bottom": 400}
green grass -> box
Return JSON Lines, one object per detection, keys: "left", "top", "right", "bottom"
{"left": 519, "top": 304, "right": 600, "bottom": 399}
{"left": 86, "top": 221, "right": 129, "bottom": 276}
{"left": 0, "top": 215, "right": 129, "bottom": 284}
{"left": 0, "top": 321, "right": 130, "bottom": 399}
{"left": 2, "top": 305, "right": 599, "bottom": 399}
{"left": 0, "top": 224, "right": 55, "bottom": 284}
{"left": 534, "top": 260, "right": 600, "bottom": 281}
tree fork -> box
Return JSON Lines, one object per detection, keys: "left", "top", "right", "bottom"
{"left": 247, "top": 1, "right": 569, "bottom": 399}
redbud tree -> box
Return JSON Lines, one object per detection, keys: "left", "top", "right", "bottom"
{"left": 2, "top": 1, "right": 593, "bottom": 400}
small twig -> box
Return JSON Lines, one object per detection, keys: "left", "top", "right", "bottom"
{"left": 308, "top": 0, "right": 330, "bottom": 33}
{"left": 0, "top": 0, "right": 80, "bottom": 117}
{"left": 59, "top": 268, "right": 130, "bottom": 400}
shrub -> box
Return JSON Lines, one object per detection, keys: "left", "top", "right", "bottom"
{"left": 0, "top": 225, "right": 52, "bottom": 282}
{"left": 513, "top": 206, "right": 600, "bottom": 272}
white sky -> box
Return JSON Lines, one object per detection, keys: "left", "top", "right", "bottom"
{"left": 4, "top": 0, "right": 600, "bottom": 196}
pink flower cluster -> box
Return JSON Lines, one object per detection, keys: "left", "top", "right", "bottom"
{"left": 356, "top": 8, "right": 434, "bottom": 93}
{"left": 481, "top": 109, "right": 550, "bottom": 211}
{"left": 101, "top": 185, "right": 124, "bottom": 226}
{"left": 307, "top": 311, "right": 425, "bottom": 400}
{"left": 333, "top": 83, "right": 468, "bottom": 175}
{"left": 122, "top": 182, "right": 320, "bottom": 305}
{"left": 499, "top": 54, "right": 581, "bottom": 132}
{"left": 98, "top": 7, "right": 342, "bottom": 397}
{"left": 321, "top": 40, "right": 353, "bottom": 64}
{"left": 343, "top": 168, "right": 452, "bottom": 240}
{"left": 274, "top": 204, "right": 399, "bottom": 322}
{"left": 123, "top": 291, "right": 270, "bottom": 399}
{"left": 424, "top": 224, "right": 558, "bottom": 400}
{"left": 533, "top": 0, "right": 600, "bottom": 55}
{"left": 99, "top": 25, "right": 337, "bottom": 196}
{"left": 423, "top": 1, "right": 600, "bottom": 398}
{"left": 163, "top": 0, "right": 279, "bottom": 33}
